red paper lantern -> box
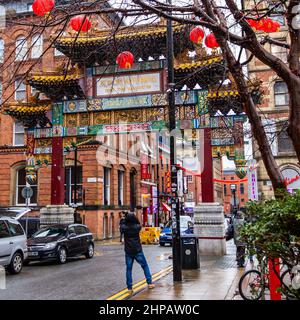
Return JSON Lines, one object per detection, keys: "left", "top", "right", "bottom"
{"left": 270, "top": 20, "right": 281, "bottom": 32}
{"left": 189, "top": 27, "right": 205, "bottom": 45}
{"left": 247, "top": 18, "right": 258, "bottom": 30}
{"left": 70, "top": 15, "right": 91, "bottom": 32}
{"left": 205, "top": 33, "right": 220, "bottom": 49}
{"left": 116, "top": 51, "right": 134, "bottom": 69}
{"left": 32, "top": 0, "right": 55, "bottom": 17}
{"left": 263, "top": 18, "right": 275, "bottom": 32}
{"left": 256, "top": 18, "right": 266, "bottom": 31}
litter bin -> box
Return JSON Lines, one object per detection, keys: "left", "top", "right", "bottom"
{"left": 181, "top": 234, "right": 200, "bottom": 269}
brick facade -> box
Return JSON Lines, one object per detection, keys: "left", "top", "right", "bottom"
{"left": 222, "top": 169, "right": 249, "bottom": 214}
{"left": 245, "top": 0, "right": 300, "bottom": 199}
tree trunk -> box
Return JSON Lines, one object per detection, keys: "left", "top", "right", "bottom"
{"left": 287, "top": 78, "right": 300, "bottom": 164}
{"left": 218, "top": 40, "right": 286, "bottom": 193}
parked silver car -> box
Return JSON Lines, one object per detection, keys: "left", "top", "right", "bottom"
{"left": 0, "top": 217, "right": 27, "bottom": 274}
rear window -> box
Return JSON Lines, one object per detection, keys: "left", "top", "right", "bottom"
{"left": 0, "top": 221, "right": 10, "bottom": 238}
{"left": 7, "top": 221, "right": 24, "bottom": 236}
{"left": 75, "top": 226, "right": 88, "bottom": 235}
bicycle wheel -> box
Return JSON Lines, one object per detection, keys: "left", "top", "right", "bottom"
{"left": 239, "top": 270, "right": 264, "bottom": 300}
{"left": 280, "top": 269, "right": 296, "bottom": 300}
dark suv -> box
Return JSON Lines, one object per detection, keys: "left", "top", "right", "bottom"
{"left": 26, "top": 224, "right": 94, "bottom": 264}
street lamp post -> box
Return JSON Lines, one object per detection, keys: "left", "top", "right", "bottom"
{"left": 167, "top": 0, "right": 182, "bottom": 282}
{"left": 230, "top": 184, "right": 237, "bottom": 209}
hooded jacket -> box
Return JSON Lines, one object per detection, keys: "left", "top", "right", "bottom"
{"left": 121, "top": 213, "right": 142, "bottom": 255}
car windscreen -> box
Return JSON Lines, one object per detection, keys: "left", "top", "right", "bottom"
{"left": 33, "top": 227, "right": 66, "bottom": 238}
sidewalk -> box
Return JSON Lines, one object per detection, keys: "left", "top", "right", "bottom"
{"left": 130, "top": 241, "right": 245, "bottom": 300}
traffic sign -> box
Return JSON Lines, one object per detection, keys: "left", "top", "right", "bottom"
{"left": 22, "top": 187, "right": 33, "bottom": 199}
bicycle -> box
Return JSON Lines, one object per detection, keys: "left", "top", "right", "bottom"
{"left": 238, "top": 257, "right": 298, "bottom": 300}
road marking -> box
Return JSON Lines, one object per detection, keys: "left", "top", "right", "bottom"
{"left": 106, "top": 266, "right": 172, "bottom": 300}
{"left": 106, "top": 265, "right": 173, "bottom": 300}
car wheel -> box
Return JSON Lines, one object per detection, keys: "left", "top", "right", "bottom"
{"left": 58, "top": 247, "right": 67, "bottom": 264}
{"left": 160, "top": 243, "right": 165, "bottom": 246}
{"left": 85, "top": 243, "right": 94, "bottom": 259}
{"left": 8, "top": 252, "right": 23, "bottom": 274}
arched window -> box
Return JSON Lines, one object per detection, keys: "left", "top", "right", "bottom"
{"left": 31, "top": 34, "right": 43, "bottom": 59}
{"left": 16, "top": 36, "right": 28, "bottom": 61}
{"left": 15, "top": 167, "right": 38, "bottom": 205}
{"left": 274, "top": 81, "right": 289, "bottom": 107}
{"left": 281, "top": 167, "right": 300, "bottom": 191}
{"left": 0, "top": 39, "right": 4, "bottom": 63}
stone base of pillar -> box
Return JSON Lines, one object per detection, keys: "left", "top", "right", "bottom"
{"left": 194, "top": 203, "right": 226, "bottom": 256}
{"left": 40, "top": 205, "right": 75, "bottom": 228}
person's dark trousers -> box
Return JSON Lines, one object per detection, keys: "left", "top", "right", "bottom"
{"left": 125, "top": 251, "right": 152, "bottom": 290}
{"left": 120, "top": 231, "right": 123, "bottom": 242}
{"left": 236, "top": 245, "right": 246, "bottom": 266}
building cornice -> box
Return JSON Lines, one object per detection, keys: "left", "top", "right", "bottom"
{"left": 0, "top": 145, "right": 26, "bottom": 153}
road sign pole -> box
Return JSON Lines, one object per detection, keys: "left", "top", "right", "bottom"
{"left": 22, "top": 186, "right": 33, "bottom": 237}
{"left": 25, "top": 197, "right": 29, "bottom": 237}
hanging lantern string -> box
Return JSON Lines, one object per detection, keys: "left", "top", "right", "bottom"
{"left": 176, "top": 164, "right": 248, "bottom": 184}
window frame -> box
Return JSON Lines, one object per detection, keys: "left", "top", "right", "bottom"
{"left": 64, "top": 166, "right": 83, "bottom": 206}
{"left": 15, "top": 36, "right": 28, "bottom": 61}
{"left": 118, "top": 170, "right": 124, "bottom": 206}
{"left": 277, "top": 130, "right": 294, "bottom": 154}
{"left": 103, "top": 167, "right": 111, "bottom": 206}
{"left": 15, "top": 167, "right": 38, "bottom": 206}
{"left": 31, "top": 34, "right": 43, "bottom": 59}
{"left": 13, "top": 122, "right": 25, "bottom": 146}
{"left": 274, "top": 81, "right": 289, "bottom": 108}
{"left": 240, "top": 183, "right": 245, "bottom": 195}
{"left": 15, "top": 79, "right": 27, "bottom": 101}
{"left": 0, "top": 38, "right": 4, "bottom": 63}
{"left": 0, "top": 81, "right": 2, "bottom": 104}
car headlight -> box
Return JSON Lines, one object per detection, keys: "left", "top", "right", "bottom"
{"left": 44, "top": 242, "right": 57, "bottom": 250}
{"left": 160, "top": 233, "right": 166, "bottom": 237}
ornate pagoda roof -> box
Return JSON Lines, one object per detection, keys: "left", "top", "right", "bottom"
{"left": 53, "top": 23, "right": 194, "bottom": 66}
{"left": 2, "top": 95, "right": 52, "bottom": 128}
{"left": 174, "top": 55, "right": 226, "bottom": 89}
{"left": 27, "top": 65, "right": 85, "bottom": 101}
{"left": 207, "top": 79, "right": 263, "bottom": 115}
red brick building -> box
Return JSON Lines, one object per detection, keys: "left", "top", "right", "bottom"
{"left": 222, "top": 169, "right": 248, "bottom": 214}
{"left": 245, "top": 0, "right": 300, "bottom": 199}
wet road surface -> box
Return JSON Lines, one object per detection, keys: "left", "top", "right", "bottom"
{"left": 0, "top": 242, "right": 172, "bottom": 300}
